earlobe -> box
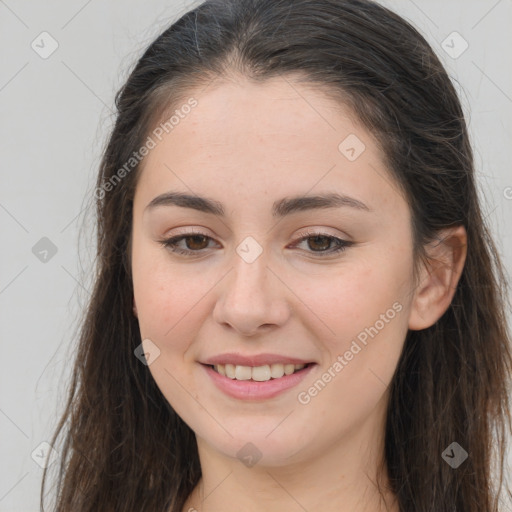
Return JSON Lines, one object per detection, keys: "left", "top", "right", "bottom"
{"left": 408, "top": 225, "right": 467, "bottom": 331}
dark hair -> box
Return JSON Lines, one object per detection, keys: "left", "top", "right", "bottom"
{"left": 41, "top": 0, "right": 512, "bottom": 511}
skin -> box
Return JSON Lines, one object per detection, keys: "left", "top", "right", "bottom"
{"left": 130, "top": 75, "right": 467, "bottom": 512}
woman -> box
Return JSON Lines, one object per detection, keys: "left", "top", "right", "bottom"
{"left": 41, "top": 0, "right": 512, "bottom": 511}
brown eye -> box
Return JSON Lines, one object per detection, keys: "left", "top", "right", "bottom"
{"left": 293, "top": 232, "right": 353, "bottom": 257}
{"left": 159, "top": 232, "right": 217, "bottom": 256}
{"left": 184, "top": 235, "right": 209, "bottom": 250}
{"left": 306, "top": 235, "right": 332, "bottom": 252}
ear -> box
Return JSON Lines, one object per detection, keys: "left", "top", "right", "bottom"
{"left": 133, "top": 297, "right": 138, "bottom": 318}
{"left": 408, "top": 225, "right": 467, "bottom": 331}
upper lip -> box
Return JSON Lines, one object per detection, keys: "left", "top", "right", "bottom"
{"left": 201, "top": 353, "right": 315, "bottom": 367}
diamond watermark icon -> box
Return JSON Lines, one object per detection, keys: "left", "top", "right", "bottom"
{"left": 442, "top": 441, "right": 468, "bottom": 468}
{"left": 338, "top": 134, "right": 366, "bottom": 161}
{"left": 236, "top": 236, "right": 263, "bottom": 263}
{"left": 134, "top": 338, "right": 161, "bottom": 366}
{"left": 32, "top": 237, "right": 58, "bottom": 263}
{"left": 31, "top": 441, "right": 58, "bottom": 469}
{"left": 31, "top": 31, "right": 59, "bottom": 59}
{"left": 441, "top": 31, "right": 468, "bottom": 59}
{"left": 236, "top": 442, "right": 262, "bottom": 468}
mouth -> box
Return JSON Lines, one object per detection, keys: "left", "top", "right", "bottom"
{"left": 202, "top": 361, "right": 316, "bottom": 400}
{"left": 208, "top": 362, "right": 312, "bottom": 382}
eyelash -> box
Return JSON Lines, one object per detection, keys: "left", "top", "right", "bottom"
{"left": 158, "top": 229, "right": 353, "bottom": 258}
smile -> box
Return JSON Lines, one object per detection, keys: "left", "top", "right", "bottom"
{"left": 202, "top": 362, "right": 316, "bottom": 400}
{"left": 211, "top": 363, "right": 309, "bottom": 382}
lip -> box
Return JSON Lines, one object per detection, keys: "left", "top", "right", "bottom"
{"left": 201, "top": 362, "right": 316, "bottom": 401}
{"left": 201, "top": 353, "right": 315, "bottom": 367}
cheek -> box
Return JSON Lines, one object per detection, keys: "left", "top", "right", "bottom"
{"left": 131, "top": 243, "right": 212, "bottom": 351}
{"left": 301, "top": 252, "right": 411, "bottom": 347}
{"left": 131, "top": 246, "right": 211, "bottom": 414}
{"left": 296, "top": 251, "right": 411, "bottom": 405}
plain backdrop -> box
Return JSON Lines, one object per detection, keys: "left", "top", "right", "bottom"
{"left": 0, "top": 1, "right": 511, "bottom": 510}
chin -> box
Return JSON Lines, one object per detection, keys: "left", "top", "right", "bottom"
{"left": 196, "top": 425, "right": 314, "bottom": 468}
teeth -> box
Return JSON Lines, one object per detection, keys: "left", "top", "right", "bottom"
{"left": 270, "top": 363, "right": 285, "bottom": 379}
{"left": 252, "top": 365, "right": 271, "bottom": 381}
{"left": 225, "top": 364, "right": 236, "bottom": 379}
{"left": 284, "top": 363, "right": 295, "bottom": 375}
{"left": 235, "top": 365, "right": 252, "bottom": 380}
{"left": 213, "top": 363, "right": 307, "bottom": 381}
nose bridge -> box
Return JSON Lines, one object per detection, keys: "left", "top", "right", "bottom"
{"left": 213, "top": 235, "right": 289, "bottom": 334}
{"left": 229, "top": 237, "right": 272, "bottom": 307}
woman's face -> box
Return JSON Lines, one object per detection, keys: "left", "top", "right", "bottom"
{"left": 131, "top": 76, "right": 417, "bottom": 467}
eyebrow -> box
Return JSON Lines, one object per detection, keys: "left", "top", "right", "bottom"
{"left": 144, "top": 191, "right": 371, "bottom": 217}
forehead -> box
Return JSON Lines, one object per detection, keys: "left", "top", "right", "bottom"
{"left": 161, "top": 76, "right": 363, "bottom": 151}
{"left": 134, "top": 76, "right": 403, "bottom": 219}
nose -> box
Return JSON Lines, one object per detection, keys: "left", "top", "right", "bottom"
{"left": 212, "top": 245, "right": 291, "bottom": 337}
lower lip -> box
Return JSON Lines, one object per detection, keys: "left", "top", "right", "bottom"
{"left": 202, "top": 363, "right": 316, "bottom": 400}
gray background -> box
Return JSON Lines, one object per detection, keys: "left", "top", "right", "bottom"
{"left": 1, "top": 1, "right": 511, "bottom": 510}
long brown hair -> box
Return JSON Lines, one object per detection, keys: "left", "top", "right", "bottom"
{"left": 41, "top": 0, "right": 512, "bottom": 510}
